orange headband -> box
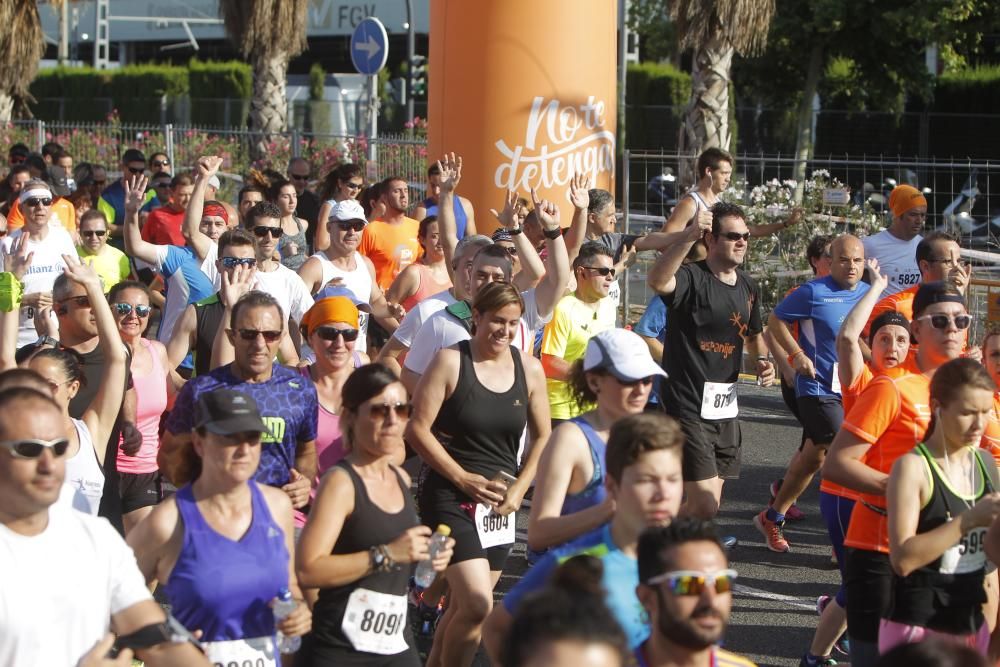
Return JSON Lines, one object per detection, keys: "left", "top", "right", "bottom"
{"left": 889, "top": 184, "right": 927, "bottom": 218}
{"left": 301, "top": 296, "right": 359, "bottom": 335}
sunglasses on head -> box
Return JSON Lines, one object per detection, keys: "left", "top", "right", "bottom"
{"left": 917, "top": 313, "right": 972, "bottom": 330}
{"left": 220, "top": 256, "right": 257, "bottom": 269}
{"left": 151, "top": 160, "right": 170, "bottom": 168}
{"left": 646, "top": 569, "right": 738, "bottom": 596}
{"left": 0, "top": 437, "right": 71, "bottom": 459}
{"left": 717, "top": 231, "right": 751, "bottom": 242}
{"left": 113, "top": 302, "right": 151, "bottom": 318}
{"left": 335, "top": 220, "right": 366, "bottom": 233}
{"left": 81, "top": 229, "right": 107, "bottom": 238}
{"left": 236, "top": 328, "right": 282, "bottom": 343}
{"left": 366, "top": 402, "right": 412, "bottom": 420}
{"left": 253, "top": 226, "right": 284, "bottom": 239}
{"left": 315, "top": 326, "right": 360, "bottom": 342}
{"left": 24, "top": 197, "right": 52, "bottom": 208}
{"left": 583, "top": 266, "right": 616, "bottom": 278}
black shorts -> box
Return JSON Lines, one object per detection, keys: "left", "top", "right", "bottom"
{"left": 418, "top": 473, "right": 511, "bottom": 571}
{"left": 796, "top": 395, "right": 844, "bottom": 446}
{"left": 677, "top": 417, "right": 741, "bottom": 482}
{"left": 844, "top": 547, "right": 894, "bottom": 643}
{"left": 118, "top": 471, "right": 162, "bottom": 514}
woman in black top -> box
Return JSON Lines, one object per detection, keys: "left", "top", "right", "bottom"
{"left": 296, "top": 364, "right": 454, "bottom": 666}
{"left": 885, "top": 358, "right": 1000, "bottom": 655}
{"left": 407, "top": 281, "right": 552, "bottom": 667}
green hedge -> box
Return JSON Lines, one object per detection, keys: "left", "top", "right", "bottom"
{"left": 625, "top": 61, "right": 690, "bottom": 150}
{"left": 29, "top": 60, "right": 251, "bottom": 125}
{"left": 933, "top": 65, "right": 1000, "bottom": 114}
{"left": 188, "top": 59, "right": 252, "bottom": 126}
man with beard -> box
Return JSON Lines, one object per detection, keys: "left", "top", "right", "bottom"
{"left": 634, "top": 518, "right": 754, "bottom": 666}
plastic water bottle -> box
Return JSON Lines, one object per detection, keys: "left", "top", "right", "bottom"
{"left": 413, "top": 524, "right": 452, "bottom": 588}
{"left": 273, "top": 588, "right": 301, "bottom": 653}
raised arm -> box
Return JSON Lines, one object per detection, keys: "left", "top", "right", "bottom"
{"left": 68, "top": 256, "right": 127, "bottom": 461}
{"left": 0, "top": 233, "right": 33, "bottom": 371}
{"left": 209, "top": 264, "right": 256, "bottom": 369}
{"left": 529, "top": 190, "right": 570, "bottom": 318}
{"left": 182, "top": 156, "right": 223, "bottom": 262}
{"left": 647, "top": 216, "right": 710, "bottom": 295}
{"left": 490, "top": 191, "right": 543, "bottom": 290}
{"left": 122, "top": 174, "right": 162, "bottom": 266}
{"left": 837, "top": 259, "right": 888, "bottom": 389}
{"left": 166, "top": 304, "right": 197, "bottom": 370}
{"left": 562, "top": 173, "right": 592, "bottom": 263}
{"left": 435, "top": 154, "right": 462, "bottom": 283}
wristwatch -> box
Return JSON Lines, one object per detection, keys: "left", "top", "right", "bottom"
{"left": 509, "top": 226, "right": 523, "bottom": 235}
{"left": 542, "top": 226, "right": 562, "bottom": 240}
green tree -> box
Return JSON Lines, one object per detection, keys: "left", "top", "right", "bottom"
{"left": 218, "top": 0, "right": 308, "bottom": 158}
{"left": 0, "top": 1, "right": 52, "bottom": 121}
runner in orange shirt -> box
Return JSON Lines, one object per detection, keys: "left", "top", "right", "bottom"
{"left": 825, "top": 281, "right": 970, "bottom": 667}
{"left": 980, "top": 331, "right": 1000, "bottom": 467}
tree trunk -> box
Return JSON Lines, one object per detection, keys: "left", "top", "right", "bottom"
{"left": 678, "top": 34, "right": 733, "bottom": 185}
{"left": 249, "top": 51, "right": 290, "bottom": 161}
{"left": 792, "top": 44, "right": 824, "bottom": 203}
{"left": 0, "top": 92, "right": 14, "bottom": 123}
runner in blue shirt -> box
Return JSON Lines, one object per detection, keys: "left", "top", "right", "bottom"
{"left": 482, "top": 412, "right": 684, "bottom": 659}
{"left": 754, "top": 234, "right": 869, "bottom": 553}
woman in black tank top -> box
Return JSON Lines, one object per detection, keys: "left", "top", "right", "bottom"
{"left": 297, "top": 364, "right": 454, "bottom": 667}
{"left": 406, "top": 282, "right": 552, "bottom": 667}
{"left": 884, "top": 358, "right": 1000, "bottom": 655}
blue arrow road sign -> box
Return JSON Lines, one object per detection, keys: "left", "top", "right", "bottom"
{"left": 351, "top": 17, "right": 389, "bottom": 76}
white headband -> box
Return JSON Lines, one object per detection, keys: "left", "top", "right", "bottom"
{"left": 19, "top": 188, "right": 51, "bottom": 205}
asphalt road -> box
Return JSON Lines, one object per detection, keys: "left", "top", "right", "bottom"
{"left": 478, "top": 381, "right": 840, "bottom": 667}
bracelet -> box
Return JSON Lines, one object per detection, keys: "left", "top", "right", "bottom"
{"left": 785, "top": 350, "right": 804, "bottom": 365}
{"left": 509, "top": 227, "right": 523, "bottom": 235}
{"left": 542, "top": 226, "right": 562, "bottom": 240}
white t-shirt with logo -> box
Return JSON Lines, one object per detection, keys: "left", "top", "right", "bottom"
{"left": 392, "top": 289, "right": 457, "bottom": 348}
{"left": 0, "top": 503, "right": 153, "bottom": 665}
{"left": 862, "top": 230, "right": 922, "bottom": 297}
{"left": 403, "top": 289, "right": 550, "bottom": 376}
{"left": 1, "top": 227, "right": 77, "bottom": 348}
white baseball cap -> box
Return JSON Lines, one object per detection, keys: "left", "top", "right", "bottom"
{"left": 328, "top": 199, "right": 367, "bottom": 224}
{"left": 207, "top": 175, "right": 221, "bottom": 190}
{"left": 582, "top": 329, "right": 667, "bottom": 382}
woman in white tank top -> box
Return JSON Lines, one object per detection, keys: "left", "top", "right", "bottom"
{"left": 0, "top": 249, "right": 128, "bottom": 516}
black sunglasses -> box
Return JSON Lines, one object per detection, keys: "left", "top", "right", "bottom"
{"left": 24, "top": 197, "right": 52, "bottom": 208}
{"left": 717, "top": 231, "right": 751, "bottom": 242}
{"left": 614, "top": 375, "right": 655, "bottom": 388}
{"left": 315, "top": 326, "right": 360, "bottom": 342}
{"left": 235, "top": 328, "right": 282, "bottom": 342}
{"left": 81, "top": 230, "right": 107, "bottom": 238}
{"left": 151, "top": 160, "right": 170, "bottom": 167}
{"left": 291, "top": 174, "right": 310, "bottom": 181}
{"left": 113, "top": 302, "right": 151, "bottom": 318}
{"left": 367, "top": 402, "right": 412, "bottom": 419}
{"left": 344, "top": 181, "right": 364, "bottom": 190}
{"left": 221, "top": 256, "right": 257, "bottom": 269}
{"left": 126, "top": 166, "right": 145, "bottom": 175}
{"left": 60, "top": 295, "right": 91, "bottom": 308}
{"left": 253, "top": 226, "right": 284, "bottom": 239}
{"left": 335, "top": 220, "right": 366, "bottom": 233}
{"left": 582, "top": 266, "right": 616, "bottom": 278}
{"left": 0, "top": 437, "right": 70, "bottom": 459}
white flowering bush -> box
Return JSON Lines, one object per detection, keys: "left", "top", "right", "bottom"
{"left": 723, "top": 169, "right": 882, "bottom": 312}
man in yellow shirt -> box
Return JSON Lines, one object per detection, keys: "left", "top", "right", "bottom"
{"left": 76, "top": 210, "right": 131, "bottom": 292}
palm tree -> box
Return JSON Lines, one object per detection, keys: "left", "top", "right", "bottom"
{"left": 0, "top": 1, "right": 49, "bottom": 121}
{"left": 671, "top": 0, "right": 776, "bottom": 170}
{"left": 219, "top": 0, "right": 308, "bottom": 159}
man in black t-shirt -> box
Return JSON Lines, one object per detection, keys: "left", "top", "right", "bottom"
{"left": 648, "top": 201, "right": 775, "bottom": 521}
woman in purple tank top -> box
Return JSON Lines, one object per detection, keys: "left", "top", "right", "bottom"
{"left": 127, "top": 389, "right": 312, "bottom": 665}
{"left": 528, "top": 329, "right": 667, "bottom": 553}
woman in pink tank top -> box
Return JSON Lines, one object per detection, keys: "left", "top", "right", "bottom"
{"left": 387, "top": 215, "right": 452, "bottom": 312}
{"left": 111, "top": 281, "right": 179, "bottom": 533}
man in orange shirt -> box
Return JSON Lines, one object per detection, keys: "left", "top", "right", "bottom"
{"left": 824, "top": 281, "right": 970, "bottom": 667}
{"left": 358, "top": 175, "right": 421, "bottom": 290}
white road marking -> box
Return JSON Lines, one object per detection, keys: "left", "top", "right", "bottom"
{"left": 734, "top": 583, "right": 817, "bottom": 611}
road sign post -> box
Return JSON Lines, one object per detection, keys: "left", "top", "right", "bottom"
{"left": 350, "top": 17, "right": 389, "bottom": 164}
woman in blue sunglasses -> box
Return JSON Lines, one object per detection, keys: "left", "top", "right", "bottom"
{"left": 109, "top": 279, "right": 182, "bottom": 534}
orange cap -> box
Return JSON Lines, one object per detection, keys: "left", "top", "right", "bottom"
{"left": 889, "top": 184, "right": 927, "bottom": 218}
{"left": 301, "top": 296, "right": 359, "bottom": 336}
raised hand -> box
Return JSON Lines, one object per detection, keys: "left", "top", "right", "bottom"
{"left": 530, "top": 188, "right": 561, "bottom": 231}
{"left": 196, "top": 155, "right": 224, "bottom": 177}
{"left": 437, "top": 153, "right": 462, "bottom": 194}
{"left": 219, "top": 262, "right": 256, "bottom": 309}
{"left": 489, "top": 190, "right": 523, "bottom": 230}
{"left": 866, "top": 258, "right": 889, "bottom": 293}
{"left": 60, "top": 254, "right": 102, "bottom": 290}
{"left": 123, "top": 173, "right": 148, "bottom": 216}
{"left": 568, "top": 173, "right": 591, "bottom": 210}
{"left": 2, "top": 230, "right": 33, "bottom": 281}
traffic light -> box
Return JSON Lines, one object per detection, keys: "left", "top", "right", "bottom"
{"left": 409, "top": 55, "right": 427, "bottom": 97}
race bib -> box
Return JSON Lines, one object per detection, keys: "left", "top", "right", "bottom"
{"left": 701, "top": 381, "right": 738, "bottom": 420}
{"left": 940, "top": 526, "right": 988, "bottom": 575}
{"left": 475, "top": 503, "right": 515, "bottom": 548}
{"left": 831, "top": 362, "right": 842, "bottom": 396}
{"left": 204, "top": 635, "right": 277, "bottom": 667}
{"left": 341, "top": 588, "right": 409, "bottom": 655}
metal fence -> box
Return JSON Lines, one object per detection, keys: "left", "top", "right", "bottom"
{"left": 0, "top": 120, "right": 429, "bottom": 198}
{"left": 620, "top": 150, "right": 1000, "bottom": 333}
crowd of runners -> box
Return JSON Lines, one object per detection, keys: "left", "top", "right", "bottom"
{"left": 1, "top": 141, "right": 999, "bottom": 667}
